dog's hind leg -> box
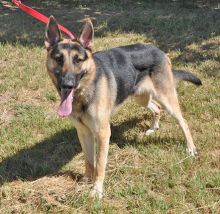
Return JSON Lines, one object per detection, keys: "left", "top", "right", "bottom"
{"left": 134, "top": 88, "right": 161, "bottom": 136}
{"left": 147, "top": 56, "right": 197, "bottom": 156}
{"left": 146, "top": 96, "right": 161, "bottom": 136}
{"left": 155, "top": 89, "right": 197, "bottom": 156}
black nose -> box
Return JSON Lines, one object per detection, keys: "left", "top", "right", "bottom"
{"left": 62, "top": 80, "right": 74, "bottom": 89}
{"left": 61, "top": 72, "right": 75, "bottom": 89}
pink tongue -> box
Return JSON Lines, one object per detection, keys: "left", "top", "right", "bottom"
{"left": 58, "top": 89, "right": 74, "bottom": 117}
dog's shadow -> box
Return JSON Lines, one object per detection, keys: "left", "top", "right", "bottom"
{"left": 111, "top": 115, "right": 180, "bottom": 148}
{"left": 0, "top": 129, "right": 81, "bottom": 185}
{"left": 0, "top": 116, "right": 178, "bottom": 185}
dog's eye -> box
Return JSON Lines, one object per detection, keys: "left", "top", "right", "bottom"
{"left": 73, "top": 56, "right": 82, "bottom": 64}
{"left": 55, "top": 55, "right": 64, "bottom": 65}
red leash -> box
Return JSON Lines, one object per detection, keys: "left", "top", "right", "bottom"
{"left": 11, "top": 0, "right": 75, "bottom": 40}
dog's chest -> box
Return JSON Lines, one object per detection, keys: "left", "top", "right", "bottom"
{"left": 71, "top": 88, "right": 94, "bottom": 117}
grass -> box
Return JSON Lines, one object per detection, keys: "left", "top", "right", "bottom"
{"left": 0, "top": 0, "right": 220, "bottom": 213}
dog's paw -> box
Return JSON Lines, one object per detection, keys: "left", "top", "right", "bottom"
{"left": 145, "top": 129, "right": 155, "bottom": 136}
{"left": 89, "top": 182, "right": 103, "bottom": 199}
{"left": 90, "top": 188, "right": 103, "bottom": 199}
{"left": 186, "top": 146, "right": 198, "bottom": 157}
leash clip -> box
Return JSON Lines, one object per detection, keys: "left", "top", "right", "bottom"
{"left": 12, "top": 0, "right": 21, "bottom": 7}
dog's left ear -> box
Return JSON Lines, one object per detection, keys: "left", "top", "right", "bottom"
{"left": 45, "top": 16, "right": 62, "bottom": 49}
{"left": 79, "top": 19, "right": 94, "bottom": 49}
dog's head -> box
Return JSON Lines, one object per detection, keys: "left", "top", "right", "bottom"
{"left": 45, "top": 16, "right": 95, "bottom": 117}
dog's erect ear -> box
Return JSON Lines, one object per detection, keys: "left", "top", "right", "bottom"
{"left": 45, "top": 16, "right": 62, "bottom": 49}
{"left": 79, "top": 19, "right": 94, "bottom": 49}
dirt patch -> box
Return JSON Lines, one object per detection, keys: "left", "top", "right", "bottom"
{"left": 1, "top": 173, "right": 87, "bottom": 213}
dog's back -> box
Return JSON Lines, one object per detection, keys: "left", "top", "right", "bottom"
{"left": 116, "top": 43, "right": 165, "bottom": 70}
{"left": 93, "top": 43, "right": 166, "bottom": 105}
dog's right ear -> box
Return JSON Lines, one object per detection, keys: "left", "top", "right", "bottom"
{"left": 45, "top": 16, "right": 62, "bottom": 49}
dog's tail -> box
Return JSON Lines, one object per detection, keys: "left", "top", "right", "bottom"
{"left": 173, "top": 70, "right": 202, "bottom": 86}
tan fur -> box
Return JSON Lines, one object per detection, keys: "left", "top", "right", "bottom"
{"left": 46, "top": 18, "right": 197, "bottom": 199}
{"left": 47, "top": 47, "right": 196, "bottom": 198}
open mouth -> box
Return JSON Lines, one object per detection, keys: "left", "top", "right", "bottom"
{"left": 58, "top": 88, "right": 74, "bottom": 117}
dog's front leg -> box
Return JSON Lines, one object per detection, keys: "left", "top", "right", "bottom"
{"left": 77, "top": 128, "right": 95, "bottom": 181}
{"left": 72, "top": 118, "right": 95, "bottom": 181}
{"left": 90, "top": 124, "right": 111, "bottom": 199}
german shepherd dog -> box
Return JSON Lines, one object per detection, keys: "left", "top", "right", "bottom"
{"left": 45, "top": 16, "right": 202, "bottom": 198}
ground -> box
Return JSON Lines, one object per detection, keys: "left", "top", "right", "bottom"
{"left": 0, "top": 0, "right": 220, "bottom": 213}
